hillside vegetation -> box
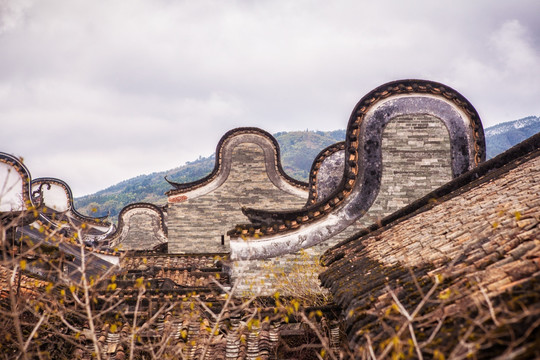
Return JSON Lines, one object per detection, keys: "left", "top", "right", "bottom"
{"left": 74, "top": 130, "right": 345, "bottom": 219}
{"left": 484, "top": 116, "right": 540, "bottom": 158}
{"left": 74, "top": 117, "right": 539, "bottom": 220}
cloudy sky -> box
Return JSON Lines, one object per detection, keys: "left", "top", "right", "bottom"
{"left": 1, "top": 0, "right": 539, "bottom": 197}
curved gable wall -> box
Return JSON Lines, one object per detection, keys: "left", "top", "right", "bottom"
{"left": 231, "top": 80, "right": 485, "bottom": 261}
{"left": 167, "top": 129, "right": 309, "bottom": 254}
{"left": 108, "top": 203, "right": 167, "bottom": 251}
{"left": 232, "top": 114, "right": 455, "bottom": 294}
{"left": 306, "top": 142, "right": 346, "bottom": 206}
{"left": 0, "top": 152, "right": 33, "bottom": 211}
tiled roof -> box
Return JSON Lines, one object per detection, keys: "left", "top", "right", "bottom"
{"left": 70, "top": 306, "right": 340, "bottom": 360}
{"left": 319, "top": 133, "right": 540, "bottom": 357}
{"left": 122, "top": 254, "right": 225, "bottom": 270}
{"left": 1, "top": 257, "right": 342, "bottom": 359}
{"left": 72, "top": 315, "right": 279, "bottom": 360}
{"left": 119, "top": 253, "right": 230, "bottom": 289}
{"left": 70, "top": 250, "right": 344, "bottom": 359}
{"left": 0, "top": 267, "right": 51, "bottom": 306}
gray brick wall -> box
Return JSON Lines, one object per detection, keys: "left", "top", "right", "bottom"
{"left": 114, "top": 207, "right": 167, "bottom": 251}
{"left": 232, "top": 115, "right": 453, "bottom": 295}
{"left": 168, "top": 143, "right": 307, "bottom": 254}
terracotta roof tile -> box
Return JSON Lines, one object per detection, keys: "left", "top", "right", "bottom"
{"left": 319, "top": 135, "right": 540, "bottom": 357}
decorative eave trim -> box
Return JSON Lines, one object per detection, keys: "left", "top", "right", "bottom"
{"left": 165, "top": 127, "right": 308, "bottom": 198}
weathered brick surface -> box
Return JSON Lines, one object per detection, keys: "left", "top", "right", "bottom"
{"left": 168, "top": 143, "right": 307, "bottom": 254}
{"left": 233, "top": 115, "right": 453, "bottom": 294}
{"left": 114, "top": 207, "right": 167, "bottom": 250}
{"left": 319, "top": 145, "right": 540, "bottom": 356}
{"left": 357, "top": 114, "right": 452, "bottom": 224}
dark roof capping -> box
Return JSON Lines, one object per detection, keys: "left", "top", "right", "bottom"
{"left": 229, "top": 79, "right": 485, "bottom": 260}
{"left": 0, "top": 151, "right": 37, "bottom": 209}
{"left": 105, "top": 202, "right": 167, "bottom": 250}
{"left": 321, "top": 130, "right": 540, "bottom": 267}
{"left": 165, "top": 127, "right": 308, "bottom": 197}
{"left": 305, "top": 141, "right": 346, "bottom": 206}
{"left": 32, "top": 177, "right": 111, "bottom": 226}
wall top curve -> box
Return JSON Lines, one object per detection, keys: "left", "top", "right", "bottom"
{"left": 230, "top": 79, "right": 486, "bottom": 259}
{"left": 165, "top": 127, "right": 309, "bottom": 197}
{"left": 305, "top": 141, "right": 346, "bottom": 206}
{"left": 32, "top": 177, "right": 111, "bottom": 226}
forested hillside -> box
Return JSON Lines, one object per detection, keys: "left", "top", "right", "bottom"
{"left": 74, "top": 130, "right": 345, "bottom": 219}
{"left": 484, "top": 116, "right": 540, "bottom": 158}
{"left": 74, "top": 117, "right": 539, "bottom": 220}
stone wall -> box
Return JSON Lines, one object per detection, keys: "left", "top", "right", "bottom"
{"left": 168, "top": 142, "right": 308, "bottom": 254}
{"left": 232, "top": 114, "right": 454, "bottom": 295}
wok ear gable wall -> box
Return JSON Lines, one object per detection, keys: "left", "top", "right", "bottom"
{"left": 67, "top": 80, "right": 482, "bottom": 296}
{"left": 232, "top": 114, "right": 454, "bottom": 294}
{"left": 109, "top": 203, "right": 167, "bottom": 251}
{"left": 167, "top": 136, "right": 309, "bottom": 254}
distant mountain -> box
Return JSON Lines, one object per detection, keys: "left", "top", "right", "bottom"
{"left": 74, "top": 117, "right": 538, "bottom": 220}
{"left": 74, "top": 130, "right": 345, "bottom": 220}
{"left": 484, "top": 116, "right": 540, "bottom": 159}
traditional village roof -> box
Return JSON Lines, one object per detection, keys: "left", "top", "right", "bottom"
{"left": 0, "top": 152, "right": 119, "bottom": 283}
{"left": 105, "top": 202, "right": 168, "bottom": 251}
{"left": 165, "top": 127, "right": 308, "bottom": 198}
{"left": 67, "top": 302, "right": 341, "bottom": 360}
{"left": 0, "top": 266, "right": 52, "bottom": 305}
{"left": 1, "top": 152, "right": 113, "bottom": 234}
{"left": 319, "top": 132, "right": 540, "bottom": 358}
{"left": 229, "top": 79, "right": 486, "bottom": 260}
{"left": 119, "top": 253, "right": 229, "bottom": 289}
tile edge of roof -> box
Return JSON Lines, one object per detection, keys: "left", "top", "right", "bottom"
{"left": 320, "top": 132, "right": 540, "bottom": 267}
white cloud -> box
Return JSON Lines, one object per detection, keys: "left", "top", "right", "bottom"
{"left": 448, "top": 18, "right": 540, "bottom": 124}
{"left": 491, "top": 20, "right": 538, "bottom": 72}
{"left": 0, "top": 0, "right": 34, "bottom": 34}
{"left": 0, "top": 0, "right": 539, "bottom": 196}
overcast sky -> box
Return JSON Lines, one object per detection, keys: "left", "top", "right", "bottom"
{"left": 1, "top": 0, "right": 539, "bottom": 197}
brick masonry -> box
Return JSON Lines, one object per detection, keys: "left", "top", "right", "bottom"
{"left": 232, "top": 114, "right": 454, "bottom": 295}
{"left": 318, "top": 143, "right": 540, "bottom": 355}
{"left": 167, "top": 143, "right": 308, "bottom": 254}
{"left": 112, "top": 206, "right": 167, "bottom": 250}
